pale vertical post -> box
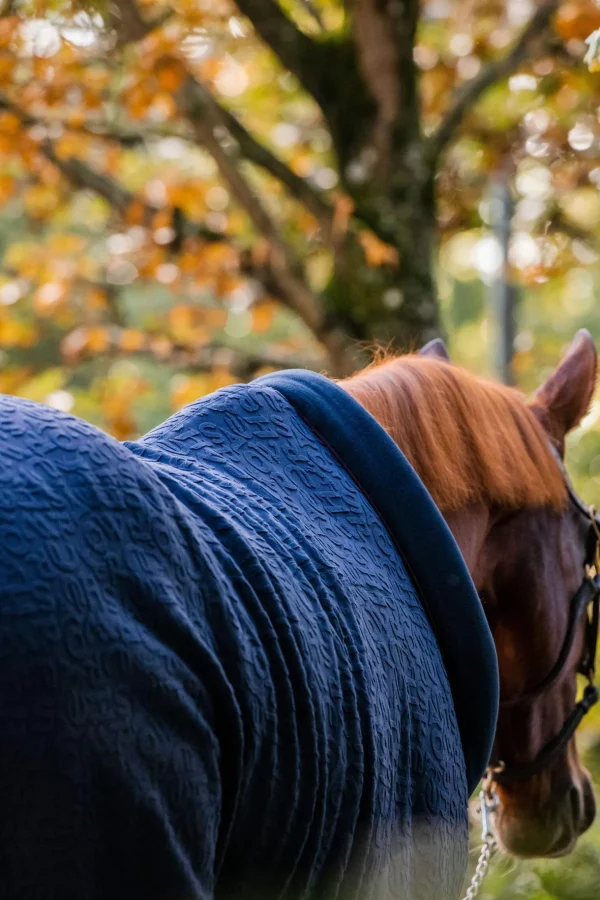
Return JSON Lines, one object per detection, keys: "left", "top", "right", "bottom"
{"left": 490, "top": 178, "right": 516, "bottom": 385}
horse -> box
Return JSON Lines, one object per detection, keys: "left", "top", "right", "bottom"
{"left": 0, "top": 328, "right": 596, "bottom": 900}
{"left": 344, "top": 329, "right": 599, "bottom": 859}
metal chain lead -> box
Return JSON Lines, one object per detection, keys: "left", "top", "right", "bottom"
{"left": 461, "top": 835, "right": 496, "bottom": 900}
{"left": 461, "top": 777, "right": 500, "bottom": 900}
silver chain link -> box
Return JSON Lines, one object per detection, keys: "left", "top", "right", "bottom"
{"left": 461, "top": 780, "right": 499, "bottom": 900}
{"left": 461, "top": 835, "right": 496, "bottom": 900}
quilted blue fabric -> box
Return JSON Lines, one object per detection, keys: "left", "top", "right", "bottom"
{"left": 0, "top": 370, "right": 498, "bottom": 900}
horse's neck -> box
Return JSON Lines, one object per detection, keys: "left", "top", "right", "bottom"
{"left": 442, "top": 506, "right": 491, "bottom": 589}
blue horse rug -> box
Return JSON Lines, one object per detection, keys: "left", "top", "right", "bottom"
{"left": 0, "top": 369, "right": 498, "bottom": 900}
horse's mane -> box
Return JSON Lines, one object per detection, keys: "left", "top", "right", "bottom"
{"left": 341, "top": 355, "right": 567, "bottom": 513}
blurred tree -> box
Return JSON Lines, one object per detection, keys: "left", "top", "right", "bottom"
{"left": 2, "top": 0, "right": 600, "bottom": 432}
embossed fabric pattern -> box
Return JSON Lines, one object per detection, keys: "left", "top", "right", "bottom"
{"left": 0, "top": 374, "right": 496, "bottom": 900}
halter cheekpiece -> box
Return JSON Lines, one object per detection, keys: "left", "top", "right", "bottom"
{"left": 488, "top": 448, "right": 600, "bottom": 784}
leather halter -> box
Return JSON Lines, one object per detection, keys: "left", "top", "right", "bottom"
{"left": 490, "top": 450, "right": 600, "bottom": 785}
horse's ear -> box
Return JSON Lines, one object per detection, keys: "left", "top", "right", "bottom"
{"left": 419, "top": 338, "right": 450, "bottom": 361}
{"left": 530, "top": 329, "right": 597, "bottom": 449}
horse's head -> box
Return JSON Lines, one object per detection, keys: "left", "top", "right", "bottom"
{"left": 429, "top": 331, "right": 599, "bottom": 858}
{"left": 346, "top": 333, "right": 599, "bottom": 858}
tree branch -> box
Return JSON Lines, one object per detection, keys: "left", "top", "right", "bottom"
{"left": 234, "top": 0, "right": 324, "bottom": 100}
{"left": 69, "top": 328, "right": 324, "bottom": 376}
{"left": 427, "top": 0, "right": 559, "bottom": 165}
{"left": 181, "top": 75, "right": 333, "bottom": 236}
{"left": 109, "top": 0, "right": 173, "bottom": 46}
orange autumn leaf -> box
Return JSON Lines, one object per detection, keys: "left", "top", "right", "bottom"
{"left": 168, "top": 304, "right": 195, "bottom": 340}
{"left": 125, "top": 199, "right": 147, "bottom": 226}
{"left": 47, "top": 234, "right": 87, "bottom": 255}
{"left": 85, "top": 286, "right": 108, "bottom": 310}
{"left": 251, "top": 238, "right": 271, "bottom": 267}
{"left": 107, "top": 415, "right": 137, "bottom": 441}
{"left": 86, "top": 326, "right": 111, "bottom": 353}
{"left": 209, "top": 366, "right": 238, "bottom": 391}
{"left": 556, "top": 2, "right": 600, "bottom": 40}
{"left": 156, "top": 58, "right": 186, "bottom": 92}
{"left": 202, "top": 307, "right": 228, "bottom": 328}
{"left": 0, "top": 319, "right": 38, "bottom": 348}
{"left": 332, "top": 194, "right": 355, "bottom": 239}
{"left": 252, "top": 303, "right": 275, "bottom": 333}
{"left": 0, "top": 173, "right": 15, "bottom": 204}
{"left": 199, "top": 242, "right": 239, "bottom": 271}
{"left": 150, "top": 335, "right": 173, "bottom": 358}
{"left": 0, "top": 51, "right": 15, "bottom": 80}
{"left": 0, "top": 111, "right": 21, "bottom": 135}
{"left": 358, "top": 230, "right": 399, "bottom": 267}
{"left": 119, "top": 329, "right": 147, "bottom": 352}
{"left": 171, "top": 374, "right": 212, "bottom": 410}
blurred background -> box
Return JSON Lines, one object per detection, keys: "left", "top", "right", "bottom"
{"left": 3, "top": 0, "right": 600, "bottom": 895}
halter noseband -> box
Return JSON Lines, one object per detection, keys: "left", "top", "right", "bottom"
{"left": 489, "top": 451, "right": 600, "bottom": 785}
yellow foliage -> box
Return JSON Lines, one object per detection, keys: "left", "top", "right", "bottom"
{"left": 47, "top": 234, "right": 87, "bottom": 256}
{"left": 17, "top": 368, "right": 65, "bottom": 403}
{"left": 178, "top": 251, "right": 201, "bottom": 274}
{"left": 171, "top": 374, "right": 212, "bottom": 409}
{"left": 54, "top": 133, "right": 90, "bottom": 161}
{"left": 199, "top": 242, "right": 239, "bottom": 271}
{"left": 23, "top": 183, "right": 62, "bottom": 219}
{"left": 168, "top": 304, "right": 195, "bottom": 341}
{"left": 0, "top": 367, "right": 32, "bottom": 394}
{"left": 4, "top": 242, "right": 41, "bottom": 277}
{"left": 0, "top": 319, "right": 37, "bottom": 348}
{"left": 290, "top": 152, "right": 313, "bottom": 177}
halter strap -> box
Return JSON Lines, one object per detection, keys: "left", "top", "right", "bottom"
{"left": 491, "top": 448, "right": 600, "bottom": 784}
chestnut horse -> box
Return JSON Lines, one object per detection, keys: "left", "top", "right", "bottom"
{"left": 0, "top": 329, "right": 597, "bottom": 900}
{"left": 342, "top": 329, "right": 598, "bottom": 858}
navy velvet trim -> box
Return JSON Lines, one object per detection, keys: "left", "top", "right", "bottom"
{"left": 256, "top": 369, "right": 499, "bottom": 794}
